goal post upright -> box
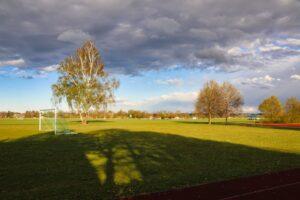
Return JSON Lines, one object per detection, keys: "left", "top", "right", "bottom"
{"left": 39, "top": 108, "right": 72, "bottom": 135}
{"left": 39, "top": 111, "right": 42, "bottom": 131}
{"left": 39, "top": 108, "right": 59, "bottom": 135}
{"left": 54, "top": 108, "right": 57, "bottom": 135}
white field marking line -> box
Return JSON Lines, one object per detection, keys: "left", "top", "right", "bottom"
{"left": 220, "top": 181, "right": 300, "bottom": 200}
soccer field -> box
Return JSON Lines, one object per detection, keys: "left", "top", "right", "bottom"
{"left": 0, "top": 119, "right": 299, "bottom": 199}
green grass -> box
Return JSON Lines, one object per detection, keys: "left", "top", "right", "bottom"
{"left": 0, "top": 118, "right": 299, "bottom": 199}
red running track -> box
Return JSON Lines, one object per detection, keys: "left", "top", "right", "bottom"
{"left": 259, "top": 123, "right": 300, "bottom": 129}
{"left": 122, "top": 168, "right": 300, "bottom": 200}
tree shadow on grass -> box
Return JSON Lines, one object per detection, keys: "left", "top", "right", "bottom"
{"left": 0, "top": 129, "right": 299, "bottom": 199}
{"left": 0, "top": 132, "right": 103, "bottom": 199}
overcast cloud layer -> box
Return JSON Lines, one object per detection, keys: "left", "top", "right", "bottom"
{"left": 0, "top": 0, "right": 300, "bottom": 111}
{"left": 0, "top": 0, "right": 299, "bottom": 72}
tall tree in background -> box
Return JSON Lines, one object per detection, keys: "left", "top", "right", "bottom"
{"left": 220, "top": 82, "right": 244, "bottom": 124}
{"left": 195, "top": 80, "right": 222, "bottom": 124}
{"left": 52, "top": 40, "right": 119, "bottom": 124}
{"left": 258, "top": 96, "right": 283, "bottom": 122}
{"left": 285, "top": 97, "right": 300, "bottom": 123}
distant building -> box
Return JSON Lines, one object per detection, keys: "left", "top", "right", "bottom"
{"left": 14, "top": 113, "right": 24, "bottom": 119}
{"left": 248, "top": 113, "right": 261, "bottom": 120}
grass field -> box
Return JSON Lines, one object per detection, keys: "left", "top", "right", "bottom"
{"left": 0, "top": 118, "right": 299, "bottom": 199}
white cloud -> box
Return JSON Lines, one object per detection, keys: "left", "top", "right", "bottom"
{"left": 278, "top": 38, "right": 300, "bottom": 46}
{"left": 116, "top": 98, "right": 144, "bottom": 107}
{"left": 0, "top": 58, "right": 25, "bottom": 67}
{"left": 14, "top": 69, "right": 34, "bottom": 79}
{"left": 258, "top": 43, "right": 284, "bottom": 52}
{"left": 0, "top": 64, "right": 59, "bottom": 79}
{"left": 158, "top": 92, "right": 198, "bottom": 102}
{"left": 236, "top": 75, "right": 280, "bottom": 89}
{"left": 220, "top": 38, "right": 300, "bottom": 73}
{"left": 227, "top": 47, "right": 244, "bottom": 56}
{"left": 0, "top": 67, "right": 50, "bottom": 79}
{"left": 57, "top": 29, "right": 92, "bottom": 44}
{"left": 290, "top": 74, "right": 300, "bottom": 80}
{"left": 115, "top": 91, "right": 198, "bottom": 112}
{"left": 242, "top": 106, "right": 258, "bottom": 113}
{"left": 40, "top": 64, "right": 59, "bottom": 72}
{"left": 156, "top": 78, "right": 183, "bottom": 86}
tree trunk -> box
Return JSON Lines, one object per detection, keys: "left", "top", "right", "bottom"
{"left": 225, "top": 116, "right": 228, "bottom": 124}
{"left": 79, "top": 112, "right": 87, "bottom": 125}
{"left": 208, "top": 113, "right": 212, "bottom": 125}
{"left": 82, "top": 117, "right": 87, "bottom": 125}
{"left": 79, "top": 112, "right": 83, "bottom": 122}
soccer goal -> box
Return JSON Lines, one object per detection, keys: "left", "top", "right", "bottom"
{"left": 39, "top": 108, "right": 70, "bottom": 135}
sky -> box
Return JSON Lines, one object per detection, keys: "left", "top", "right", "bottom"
{"left": 0, "top": 0, "right": 300, "bottom": 113}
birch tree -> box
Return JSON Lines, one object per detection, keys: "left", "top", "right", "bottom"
{"left": 52, "top": 40, "right": 119, "bottom": 124}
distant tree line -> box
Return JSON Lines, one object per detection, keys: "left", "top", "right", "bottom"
{"left": 72, "top": 110, "right": 196, "bottom": 119}
{"left": 259, "top": 96, "right": 300, "bottom": 123}
{"left": 0, "top": 111, "right": 39, "bottom": 118}
{"left": 1, "top": 80, "right": 298, "bottom": 124}
{"left": 0, "top": 111, "right": 16, "bottom": 118}
{"left": 0, "top": 110, "right": 198, "bottom": 120}
{"left": 24, "top": 111, "right": 39, "bottom": 118}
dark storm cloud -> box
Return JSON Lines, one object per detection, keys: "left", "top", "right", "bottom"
{"left": 0, "top": 0, "right": 300, "bottom": 74}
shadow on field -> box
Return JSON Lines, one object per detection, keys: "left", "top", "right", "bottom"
{"left": 1, "top": 129, "right": 299, "bottom": 199}
{"left": 176, "top": 121, "right": 300, "bottom": 130}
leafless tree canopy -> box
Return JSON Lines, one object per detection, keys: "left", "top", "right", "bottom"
{"left": 285, "top": 97, "right": 300, "bottom": 123}
{"left": 195, "top": 80, "right": 243, "bottom": 124}
{"left": 220, "top": 82, "right": 244, "bottom": 123}
{"left": 195, "top": 80, "right": 222, "bottom": 124}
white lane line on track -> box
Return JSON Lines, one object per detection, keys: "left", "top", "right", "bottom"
{"left": 220, "top": 181, "right": 300, "bottom": 200}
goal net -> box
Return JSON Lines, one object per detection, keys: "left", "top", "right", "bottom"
{"left": 39, "top": 108, "right": 69, "bottom": 135}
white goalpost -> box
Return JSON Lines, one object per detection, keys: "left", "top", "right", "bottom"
{"left": 39, "top": 108, "right": 71, "bottom": 135}
{"left": 39, "top": 108, "right": 58, "bottom": 134}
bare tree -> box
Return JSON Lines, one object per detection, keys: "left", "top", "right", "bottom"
{"left": 220, "top": 82, "right": 244, "bottom": 124}
{"left": 195, "top": 80, "right": 222, "bottom": 124}
{"left": 285, "top": 97, "right": 300, "bottom": 123}
{"left": 52, "top": 40, "right": 119, "bottom": 124}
